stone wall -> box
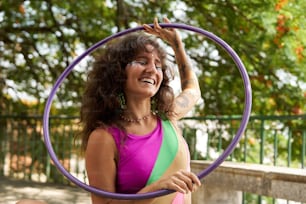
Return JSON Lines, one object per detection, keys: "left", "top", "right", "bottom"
{"left": 191, "top": 161, "right": 306, "bottom": 204}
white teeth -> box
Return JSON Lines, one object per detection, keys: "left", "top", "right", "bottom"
{"left": 141, "top": 78, "right": 155, "bottom": 85}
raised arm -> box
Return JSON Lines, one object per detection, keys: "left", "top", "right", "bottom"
{"left": 143, "top": 18, "right": 201, "bottom": 120}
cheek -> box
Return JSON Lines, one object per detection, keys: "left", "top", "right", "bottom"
{"left": 124, "top": 71, "right": 133, "bottom": 87}
{"left": 125, "top": 67, "right": 137, "bottom": 82}
{"left": 157, "top": 72, "right": 163, "bottom": 86}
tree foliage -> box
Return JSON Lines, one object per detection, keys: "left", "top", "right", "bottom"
{"left": 0, "top": 0, "right": 305, "bottom": 116}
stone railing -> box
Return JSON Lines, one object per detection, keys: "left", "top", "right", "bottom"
{"left": 191, "top": 161, "right": 306, "bottom": 204}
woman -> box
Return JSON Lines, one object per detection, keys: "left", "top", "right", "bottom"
{"left": 17, "top": 17, "right": 201, "bottom": 204}
{"left": 82, "top": 17, "right": 201, "bottom": 204}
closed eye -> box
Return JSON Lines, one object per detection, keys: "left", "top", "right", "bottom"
{"left": 136, "top": 60, "right": 147, "bottom": 65}
{"left": 130, "top": 60, "right": 147, "bottom": 66}
{"left": 156, "top": 66, "right": 162, "bottom": 72}
{"left": 130, "top": 60, "right": 162, "bottom": 72}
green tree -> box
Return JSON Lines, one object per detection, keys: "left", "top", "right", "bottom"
{"left": 0, "top": 0, "right": 305, "bottom": 116}
{"left": 183, "top": 0, "right": 305, "bottom": 115}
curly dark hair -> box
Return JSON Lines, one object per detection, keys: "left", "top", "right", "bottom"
{"left": 79, "top": 32, "right": 175, "bottom": 151}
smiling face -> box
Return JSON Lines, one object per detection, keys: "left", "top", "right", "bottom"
{"left": 124, "top": 44, "right": 163, "bottom": 99}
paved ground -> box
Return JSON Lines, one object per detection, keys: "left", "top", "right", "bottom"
{"left": 0, "top": 177, "right": 91, "bottom": 204}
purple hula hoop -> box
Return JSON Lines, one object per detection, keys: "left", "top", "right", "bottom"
{"left": 43, "top": 23, "right": 252, "bottom": 200}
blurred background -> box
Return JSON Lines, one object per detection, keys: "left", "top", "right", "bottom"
{"left": 0, "top": 0, "right": 305, "bottom": 203}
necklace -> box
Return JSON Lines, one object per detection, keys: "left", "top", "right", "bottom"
{"left": 120, "top": 111, "right": 153, "bottom": 123}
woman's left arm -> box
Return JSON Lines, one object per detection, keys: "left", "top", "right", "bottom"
{"left": 144, "top": 17, "right": 201, "bottom": 119}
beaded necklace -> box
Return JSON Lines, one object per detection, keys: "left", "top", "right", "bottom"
{"left": 120, "top": 111, "right": 153, "bottom": 123}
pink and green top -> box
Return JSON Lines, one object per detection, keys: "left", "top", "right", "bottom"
{"left": 108, "top": 118, "right": 186, "bottom": 203}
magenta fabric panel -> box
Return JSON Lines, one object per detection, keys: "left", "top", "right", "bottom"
{"left": 108, "top": 119, "right": 162, "bottom": 193}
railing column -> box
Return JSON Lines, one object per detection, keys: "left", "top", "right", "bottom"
{"left": 302, "top": 130, "right": 305, "bottom": 169}
{"left": 259, "top": 118, "right": 265, "bottom": 164}
{"left": 273, "top": 130, "right": 278, "bottom": 166}
{"left": 287, "top": 130, "right": 292, "bottom": 167}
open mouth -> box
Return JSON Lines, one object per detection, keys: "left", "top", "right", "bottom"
{"left": 141, "top": 78, "right": 155, "bottom": 85}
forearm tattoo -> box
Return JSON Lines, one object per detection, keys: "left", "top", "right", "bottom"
{"left": 176, "top": 93, "right": 190, "bottom": 109}
{"left": 173, "top": 38, "right": 180, "bottom": 50}
{"left": 179, "top": 64, "right": 187, "bottom": 79}
{"left": 176, "top": 89, "right": 201, "bottom": 109}
{"left": 173, "top": 37, "right": 199, "bottom": 92}
{"left": 181, "top": 78, "right": 197, "bottom": 90}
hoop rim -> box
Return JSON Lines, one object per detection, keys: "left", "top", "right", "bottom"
{"left": 43, "top": 23, "right": 252, "bottom": 200}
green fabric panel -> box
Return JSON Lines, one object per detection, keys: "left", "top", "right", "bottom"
{"left": 146, "top": 120, "right": 178, "bottom": 185}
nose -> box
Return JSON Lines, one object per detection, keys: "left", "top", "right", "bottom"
{"left": 145, "top": 61, "right": 158, "bottom": 73}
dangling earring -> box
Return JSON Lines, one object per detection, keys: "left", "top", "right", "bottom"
{"left": 118, "top": 93, "right": 126, "bottom": 110}
{"left": 151, "top": 98, "right": 158, "bottom": 114}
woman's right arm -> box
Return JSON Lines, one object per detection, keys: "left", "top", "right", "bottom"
{"left": 85, "top": 128, "right": 118, "bottom": 204}
{"left": 86, "top": 129, "right": 158, "bottom": 204}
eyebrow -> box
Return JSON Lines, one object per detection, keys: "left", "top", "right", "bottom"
{"left": 135, "top": 55, "right": 161, "bottom": 64}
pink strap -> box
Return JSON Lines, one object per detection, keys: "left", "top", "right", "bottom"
{"left": 171, "top": 141, "right": 190, "bottom": 203}
{"left": 172, "top": 193, "right": 184, "bottom": 204}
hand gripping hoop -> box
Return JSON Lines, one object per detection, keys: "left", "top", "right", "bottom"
{"left": 43, "top": 23, "right": 252, "bottom": 200}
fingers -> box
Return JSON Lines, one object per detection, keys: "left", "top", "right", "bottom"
{"left": 143, "top": 17, "right": 170, "bottom": 35}
{"left": 153, "top": 17, "right": 162, "bottom": 30}
{"left": 165, "top": 170, "right": 201, "bottom": 194}
{"left": 163, "top": 16, "right": 171, "bottom": 23}
{"left": 143, "top": 24, "right": 153, "bottom": 33}
{"left": 143, "top": 17, "right": 180, "bottom": 48}
{"left": 168, "top": 176, "right": 189, "bottom": 194}
{"left": 177, "top": 171, "right": 194, "bottom": 192}
{"left": 143, "top": 17, "right": 159, "bottom": 33}
{"left": 180, "top": 170, "right": 201, "bottom": 192}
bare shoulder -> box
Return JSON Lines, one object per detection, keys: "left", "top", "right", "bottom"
{"left": 86, "top": 128, "right": 117, "bottom": 157}
{"left": 88, "top": 128, "right": 114, "bottom": 144}
{"left": 85, "top": 127, "right": 118, "bottom": 197}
